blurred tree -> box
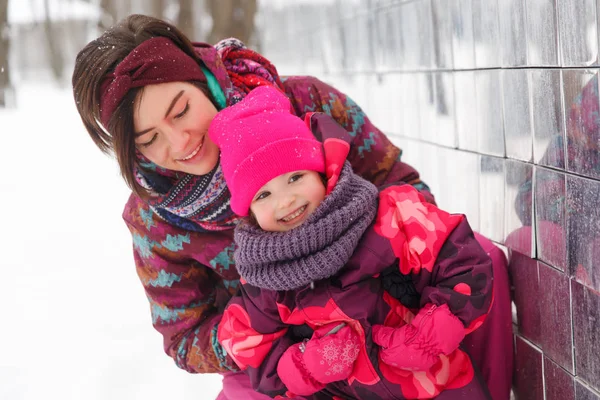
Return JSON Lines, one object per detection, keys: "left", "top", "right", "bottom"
{"left": 44, "top": 0, "right": 65, "bottom": 82}
{"left": 150, "top": 0, "right": 164, "bottom": 19}
{"left": 98, "top": 0, "right": 119, "bottom": 31}
{"left": 177, "top": 0, "right": 194, "bottom": 39}
{"left": 207, "top": 0, "right": 257, "bottom": 45}
{"left": 0, "top": 0, "right": 11, "bottom": 106}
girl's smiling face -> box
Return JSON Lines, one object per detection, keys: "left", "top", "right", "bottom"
{"left": 250, "top": 170, "right": 326, "bottom": 232}
{"left": 133, "top": 81, "right": 220, "bottom": 175}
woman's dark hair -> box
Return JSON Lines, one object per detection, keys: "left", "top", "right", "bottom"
{"left": 72, "top": 14, "right": 216, "bottom": 197}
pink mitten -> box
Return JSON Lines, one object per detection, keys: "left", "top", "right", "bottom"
{"left": 302, "top": 322, "right": 361, "bottom": 384}
{"left": 372, "top": 303, "right": 465, "bottom": 371}
{"left": 277, "top": 343, "right": 325, "bottom": 396}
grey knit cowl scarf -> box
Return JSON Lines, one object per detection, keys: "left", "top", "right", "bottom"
{"left": 234, "top": 162, "right": 379, "bottom": 291}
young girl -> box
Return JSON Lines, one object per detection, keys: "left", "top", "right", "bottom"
{"left": 213, "top": 86, "right": 493, "bottom": 399}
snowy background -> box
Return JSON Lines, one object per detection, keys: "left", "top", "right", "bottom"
{"left": 0, "top": 83, "right": 224, "bottom": 399}
{"left": 1, "top": 1, "right": 228, "bottom": 399}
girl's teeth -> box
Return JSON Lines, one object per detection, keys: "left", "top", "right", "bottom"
{"left": 282, "top": 205, "right": 306, "bottom": 222}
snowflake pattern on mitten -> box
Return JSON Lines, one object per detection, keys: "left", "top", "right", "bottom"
{"left": 317, "top": 338, "right": 360, "bottom": 378}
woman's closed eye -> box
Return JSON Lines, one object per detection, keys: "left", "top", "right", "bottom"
{"left": 139, "top": 102, "right": 188, "bottom": 148}
{"left": 174, "top": 102, "right": 189, "bottom": 119}
{"left": 141, "top": 133, "right": 158, "bottom": 148}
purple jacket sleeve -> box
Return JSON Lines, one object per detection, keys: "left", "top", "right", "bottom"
{"left": 122, "top": 194, "right": 240, "bottom": 373}
{"left": 281, "top": 75, "right": 436, "bottom": 204}
{"left": 218, "top": 284, "right": 296, "bottom": 397}
{"left": 376, "top": 185, "right": 493, "bottom": 332}
{"left": 415, "top": 217, "right": 494, "bottom": 332}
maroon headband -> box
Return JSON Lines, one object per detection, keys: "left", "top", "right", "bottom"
{"left": 99, "top": 37, "right": 206, "bottom": 127}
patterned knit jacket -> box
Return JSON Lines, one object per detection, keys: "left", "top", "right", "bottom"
{"left": 217, "top": 181, "right": 493, "bottom": 399}
{"left": 122, "top": 43, "right": 436, "bottom": 374}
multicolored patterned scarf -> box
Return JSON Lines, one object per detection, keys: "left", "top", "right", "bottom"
{"left": 134, "top": 39, "right": 285, "bottom": 232}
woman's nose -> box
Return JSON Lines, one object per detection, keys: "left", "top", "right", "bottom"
{"left": 163, "top": 126, "right": 190, "bottom": 154}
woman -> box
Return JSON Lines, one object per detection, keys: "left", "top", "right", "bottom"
{"left": 72, "top": 14, "right": 511, "bottom": 399}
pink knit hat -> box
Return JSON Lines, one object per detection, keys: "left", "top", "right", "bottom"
{"left": 209, "top": 85, "right": 325, "bottom": 216}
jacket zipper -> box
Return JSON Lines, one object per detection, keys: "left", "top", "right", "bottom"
{"left": 404, "top": 304, "right": 437, "bottom": 345}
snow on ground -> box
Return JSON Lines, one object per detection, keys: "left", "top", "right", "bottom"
{"left": 0, "top": 82, "right": 223, "bottom": 400}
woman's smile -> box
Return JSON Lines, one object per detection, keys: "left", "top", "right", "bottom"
{"left": 176, "top": 135, "right": 206, "bottom": 163}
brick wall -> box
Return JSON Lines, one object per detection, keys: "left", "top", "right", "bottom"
{"left": 258, "top": 1, "right": 600, "bottom": 399}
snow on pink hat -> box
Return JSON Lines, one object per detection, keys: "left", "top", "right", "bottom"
{"left": 209, "top": 85, "right": 325, "bottom": 216}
